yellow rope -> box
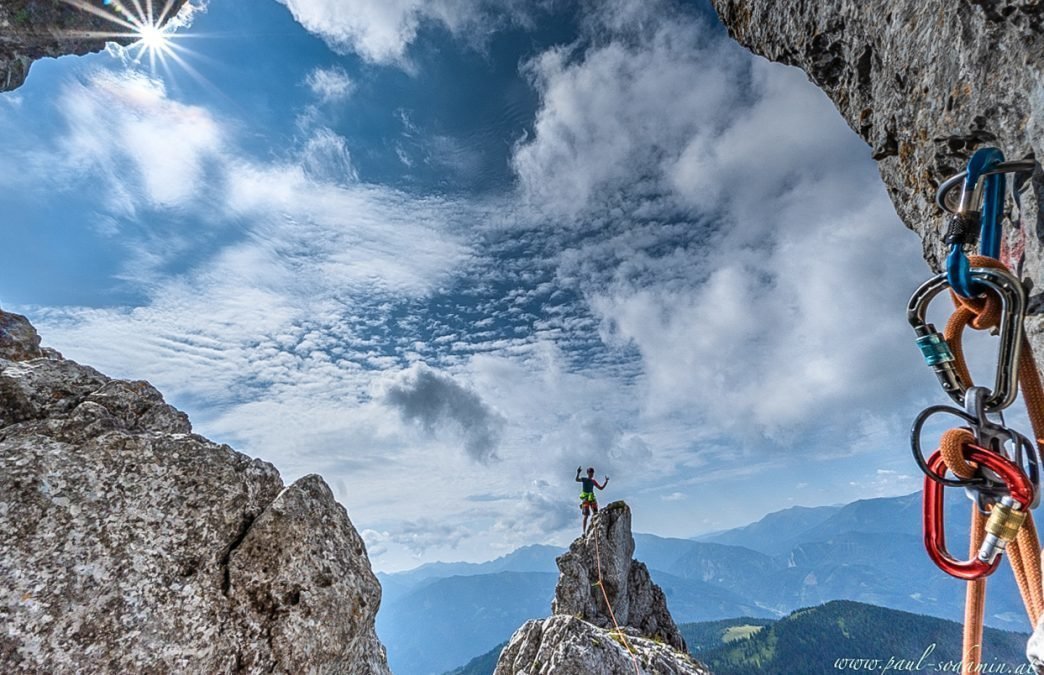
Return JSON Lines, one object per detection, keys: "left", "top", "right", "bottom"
{"left": 593, "top": 528, "right": 641, "bottom": 675}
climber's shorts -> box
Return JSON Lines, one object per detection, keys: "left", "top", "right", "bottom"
{"left": 579, "top": 491, "right": 597, "bottom": 512}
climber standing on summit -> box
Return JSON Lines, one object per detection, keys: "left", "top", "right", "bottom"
{"left": 576, "top": 466, "right": 609, "bottom": 533}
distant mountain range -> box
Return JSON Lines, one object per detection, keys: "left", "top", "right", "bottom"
{"left": 696, "top": 600, "right": 1030, "bottom": 675}
{"left": 378, "top": 493, "right": 1034, "bottom": 675}
{"left": 444, "top": 600, "right": 1031, "bottom": 675}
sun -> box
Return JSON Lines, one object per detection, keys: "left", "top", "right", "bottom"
{"left": 136, "top": 22, "right": 170, "bottom": 51}
{"left": 134, "top": 20, "right": 174, "bottom": 58}
{"left": 57, "top": 0, "right": 195, "bottom": 76}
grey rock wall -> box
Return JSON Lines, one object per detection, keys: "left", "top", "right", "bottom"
{"left": 0, "top": 310, "right": 391, "bottom": 674}
{"left": 0, "top": 0, "right": 189, "bottom": 92}
{"left": 712, "top": 0, "right": 1044, "bottom": 281}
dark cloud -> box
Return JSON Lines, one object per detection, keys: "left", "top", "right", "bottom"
{"left": 383, "top": 363, "right": 505, "bottom": 462}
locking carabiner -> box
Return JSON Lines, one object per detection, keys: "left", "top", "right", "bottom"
{"left": 923, "top": 445, "right": 1034, "bottom": 580}
{"left": 908, "top": 265, "right": 1025, "bottom": 412}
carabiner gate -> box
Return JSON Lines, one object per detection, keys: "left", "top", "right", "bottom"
{"left": 908, "top": 266, "right": 1025, "bottom": 412}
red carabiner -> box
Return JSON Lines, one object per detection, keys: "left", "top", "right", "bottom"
{"left": 923, "top": 445, "right": 1034, "bottom": 580}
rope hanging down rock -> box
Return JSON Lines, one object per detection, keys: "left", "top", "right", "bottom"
{"left": 909, "top": 151, "right": 1042, "bottom": 675}
{"left": 593, "top": 530, "right": 641, "bottom": 675}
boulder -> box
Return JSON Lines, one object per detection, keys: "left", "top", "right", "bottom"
{"left": 0, "top": 309, "right": 390, "bottom": 673}
{"left": 495, "top": 615, "right": 708, "bottom": 675}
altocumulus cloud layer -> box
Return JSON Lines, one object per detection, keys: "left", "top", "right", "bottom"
{"left": 0, "top": 0, "right": 934, "bottom": 569}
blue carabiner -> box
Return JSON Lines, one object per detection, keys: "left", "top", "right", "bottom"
{"left": 946, "top": 147, "right": 1006, "bottom": 298}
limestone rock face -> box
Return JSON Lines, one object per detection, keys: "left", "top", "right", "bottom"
{"left": 495, "top": 502, "right": 701, "bottom": 674}
{"left": 0, "top": 309, "right": 390, "bottom": 673}
{"left": 711, "top": 0, "right": 1044, "bottom": 280}
{"left": 495, "top": 616, "right": 709, "bottom": 675}
{"left": 0, "top": 0, "right": 189, "bottom": 92}
{"left": 552, "top": 501, "right": 686, "bottom": 652}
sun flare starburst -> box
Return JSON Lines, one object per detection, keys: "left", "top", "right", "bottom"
{"left": 57, "top": 0, "right": 199, "bottom": 78}
{"left": 135, "top": 21, "right": 172, "bottom": 54}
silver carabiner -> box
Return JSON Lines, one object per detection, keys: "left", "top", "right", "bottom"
{"left": 936, "top": 159, "right": 1037, "bottom": 214}
{"left": 962, "top": 386, "right": 1041, "bottom": 510}
{"left": 908, "top": 266, "right": 1026, "bottom": 412}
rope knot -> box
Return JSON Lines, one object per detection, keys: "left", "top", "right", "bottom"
{"left": 939, "top": 427, "right": 979, "bottom": 480}
{"left": 950, "top": 256, "right": 1008, "bottom": 330}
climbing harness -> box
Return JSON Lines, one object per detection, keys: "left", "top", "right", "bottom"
{"left": 908, "top": 148, "right": 1040, "bottom": 675}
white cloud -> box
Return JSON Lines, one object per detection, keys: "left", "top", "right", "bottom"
{"left": 362, "top": 520, "right": 470, "bottom": 556}
{"left": 276, "top": 0, "right": 536, "bottom": 66}
{"left": 299, "top": 127, "right": 359, "bottom": 184}
{"left": 276, "top": 0, "right": 460, "bottom": 65}
{"left": 57, "top": 70, "right": 224, "bottom": 208}
{"left": 512, "top": 4, "right": 745, "bottom": 219}
{"left": 305, "top": 65, "right": 354, "bottom": 102}
{"left": 512, "top": 0, "right": 929, "bottom": 443}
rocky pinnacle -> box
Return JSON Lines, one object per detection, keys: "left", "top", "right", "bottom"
{"left": 495, "top": 502, "right": 707, "bottom": 675}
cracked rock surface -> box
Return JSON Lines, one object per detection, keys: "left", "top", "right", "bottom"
{"left": 495, "top": 615, "right": 708, "bottom": 675}
{"left": 0, "top": 309, "right": 390, "bottom": 673}
{"left": 495, "top": 502, "right": 704, "bottom": 674}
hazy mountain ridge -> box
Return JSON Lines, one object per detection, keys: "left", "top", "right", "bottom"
{"left": 377, "top": 571, "right": 558, "bottom": 675}
{"left": 381, "top": 493, "right": 1034, "bottom": 674}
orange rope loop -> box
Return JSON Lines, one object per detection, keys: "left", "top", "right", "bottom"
{"left": 934, "top": 255, "right": 1043, "bottom": 675}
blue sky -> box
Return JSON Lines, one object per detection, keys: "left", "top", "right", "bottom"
{"left": 2, "top": 0, "right": 943, "bottom": 572}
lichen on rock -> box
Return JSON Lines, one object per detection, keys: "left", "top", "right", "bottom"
{"left": 0, "top": 309, "right": 390, "bottom": 673}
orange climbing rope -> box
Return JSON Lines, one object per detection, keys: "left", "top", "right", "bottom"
{"left": 593, "top": 529, "right": 641, "bottom": 675}
{"left": 933, "top": 255, "right": 1044, "bottom": 674}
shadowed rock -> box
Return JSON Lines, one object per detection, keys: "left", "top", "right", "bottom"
{"left": 0, "top": 309, "right": 390, "bottom": 673}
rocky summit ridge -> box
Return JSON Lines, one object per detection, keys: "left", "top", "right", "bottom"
{"left": 494, "top": 501, "right": 708, "bottom": 675}
{"left": 0, "top": 309, "right": 391, "bottom": 673}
